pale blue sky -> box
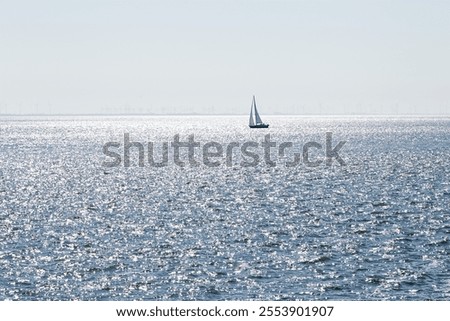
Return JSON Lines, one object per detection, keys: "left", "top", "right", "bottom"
{"left": 1, "top": 0, "right": 449, "bottom": 114}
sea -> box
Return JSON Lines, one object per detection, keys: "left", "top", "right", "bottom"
{"left": 0, "top": 115, "right": 449, "bottom": 300}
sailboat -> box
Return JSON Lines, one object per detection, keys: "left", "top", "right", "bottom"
{"left": 249, "top": 96, "right": 269, "bottom": 128}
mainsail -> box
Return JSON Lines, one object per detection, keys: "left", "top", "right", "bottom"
{"left": 253, "top": 96, "right": 263, "bottom": 124}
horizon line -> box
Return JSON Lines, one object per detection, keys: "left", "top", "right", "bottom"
{"left": 1, "top": 112, "right": 450, "bottom": 117}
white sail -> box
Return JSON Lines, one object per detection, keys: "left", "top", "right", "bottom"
{"left": 249, "top": 101, "right": 255, "bottom": 126}
{"left": 253, "top": 96, "right": 263, "bottom": 124}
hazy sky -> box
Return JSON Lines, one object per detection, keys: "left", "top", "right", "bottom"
{"left": 1, "top": 0, "right": 449, "bottom": 115}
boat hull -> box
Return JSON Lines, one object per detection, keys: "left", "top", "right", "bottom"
{"left": 249, "top": 124, "right": 269, "bottom": 128}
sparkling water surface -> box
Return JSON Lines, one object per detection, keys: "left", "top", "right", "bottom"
{"left": 0, "top": 116, "right": 449, "bottom": 300}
